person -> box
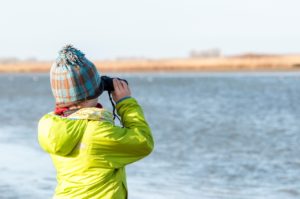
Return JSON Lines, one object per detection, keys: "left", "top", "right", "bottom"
{"left": 38, "top": 45, "right": 154, "bottom": 199}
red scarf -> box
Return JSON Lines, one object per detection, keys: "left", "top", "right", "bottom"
{"left": 55, "top": 103, "right": 103, "bottom": 117}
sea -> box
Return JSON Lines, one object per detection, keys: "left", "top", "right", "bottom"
{"left": 0, "top": 72, "right": 299, "bottom": 199}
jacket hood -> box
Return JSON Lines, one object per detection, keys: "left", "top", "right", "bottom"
{"left": 38, "top": 113, "right": 87, "bottom": 156}
{"left": 38, "top": 108, "right": 114, "bottom": 156}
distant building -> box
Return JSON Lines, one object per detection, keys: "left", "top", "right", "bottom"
{"left": 189, "top": 48, "right": 221, "bottom": 58}
{"left": 0, "top": 57, "right": 19, "bottom": 64}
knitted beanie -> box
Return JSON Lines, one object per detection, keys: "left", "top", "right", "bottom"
{"left": 50, "top": 45, "right": 102, "bottom": 108}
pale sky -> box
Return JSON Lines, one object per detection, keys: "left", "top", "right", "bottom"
{"left": 0, "top": 0, "right": 299, "bottom": 60}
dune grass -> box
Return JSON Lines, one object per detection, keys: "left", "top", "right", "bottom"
{"left": 1, "top": 55, "right": 300, "bottom": 73}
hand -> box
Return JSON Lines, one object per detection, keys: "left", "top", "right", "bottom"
{"left": 112, "top": 78, "right": 131, "bottom": 103}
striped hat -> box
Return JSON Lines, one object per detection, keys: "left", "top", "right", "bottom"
{"left": 50, "top": 45, "right": 102, "bottom": 107}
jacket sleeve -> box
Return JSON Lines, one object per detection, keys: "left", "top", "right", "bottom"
{"left": 90, "top": 97, "right": 154, "bottom": 168}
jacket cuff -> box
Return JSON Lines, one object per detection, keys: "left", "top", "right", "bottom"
{"left": 116, "top": 96, "right": 132, "bottom": 105}
{"left": 116, "top": 97, "right": 138, "bottom": 115}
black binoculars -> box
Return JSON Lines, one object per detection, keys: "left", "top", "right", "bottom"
{"left": 100, "top": 76, "right": 128, "bottom": 92}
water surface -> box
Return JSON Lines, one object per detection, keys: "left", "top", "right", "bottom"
{"left": 0, "top": 72, "right": 299, "bottom": 199}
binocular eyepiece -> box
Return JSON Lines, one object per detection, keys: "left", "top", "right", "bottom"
{"left": 100, "top": 76, "right": 128, "bottom": 93}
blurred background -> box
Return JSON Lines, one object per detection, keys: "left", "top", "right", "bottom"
{"left": 0, "top": 0, "right": 300, "bottom": 199}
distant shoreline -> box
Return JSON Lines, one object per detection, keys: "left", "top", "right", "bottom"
{"left": 1, "top": 55, "right": 300, "bottom": 73}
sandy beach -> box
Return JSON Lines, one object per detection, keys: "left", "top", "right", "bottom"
{"left": 1, "top": 55, "right": 300, "bottom": 73}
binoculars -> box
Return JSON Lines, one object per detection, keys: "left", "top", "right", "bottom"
{"left": 100, "top": 76, "right": 128, "bottom": 93}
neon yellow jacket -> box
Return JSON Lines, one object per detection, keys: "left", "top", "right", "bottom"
{"left": 38, "top": 98, "right": 154, "bottom": 199}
